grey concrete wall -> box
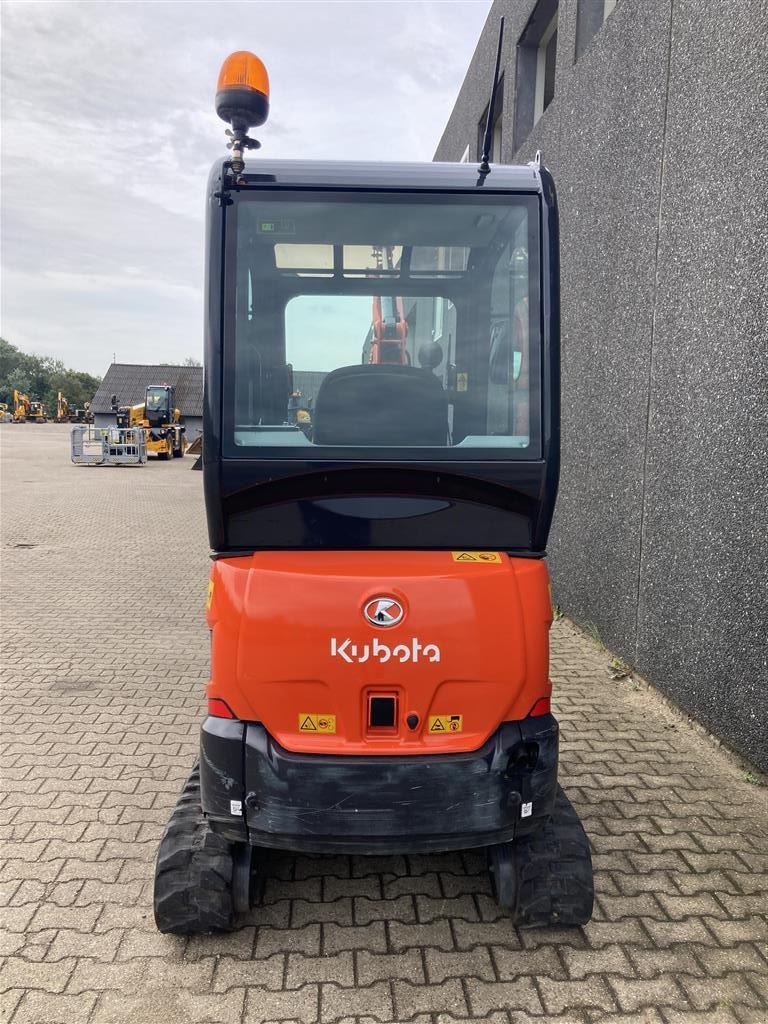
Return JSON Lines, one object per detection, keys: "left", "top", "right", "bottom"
{"left": 436, "top": 0, "right": 768, "bottom": 769}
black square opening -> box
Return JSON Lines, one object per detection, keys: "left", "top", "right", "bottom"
{"left": 369, "top": 696, "right": 396, "bottom": 728}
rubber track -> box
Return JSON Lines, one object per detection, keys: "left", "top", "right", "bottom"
{"left": 153, "top": 763, "right": 237, "bottom": 934}
{"left": 513, "top": 784, "right": 594, "bottom": 927}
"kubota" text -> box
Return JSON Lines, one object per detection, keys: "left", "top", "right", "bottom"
{"left": 330, "top": 637, "right": 441, "bottom": 664}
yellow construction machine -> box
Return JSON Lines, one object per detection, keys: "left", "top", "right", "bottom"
{"left": 0, "top": 403, "right": 11, "bottom": 423}
{"left": 55, "top": 392, "right": 70, "bottom": 422}
{"left": 12, "top": 390, "right": 41, "bottom": 422}
{"left": 28, "top": 400, "right": 47, "bottom": 423}
{"left": 12, "top": 390, "right": 29, "bottom": 422}
{"left": 14, "top": 391, "right": 47, "bottom": 422}
{"left": 111, "top": 385, "right": 185, "bottom": 459}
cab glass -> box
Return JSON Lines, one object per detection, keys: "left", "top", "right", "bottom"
{"left": 224, "top": 192, "right": 541, "bottom": 459}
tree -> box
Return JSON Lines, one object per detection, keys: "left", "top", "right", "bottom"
{"left": 182, "top": 356, "right": 202, "bottom": 366}
{"left": 0, "top": 338, "right": 101, "bottom": 411}
{"left": 6, "top": 366, "right": 33, "bottom": 397}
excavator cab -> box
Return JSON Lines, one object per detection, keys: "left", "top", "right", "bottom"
{"left": 153, "top": 50, "right": 593, "bottom": 935}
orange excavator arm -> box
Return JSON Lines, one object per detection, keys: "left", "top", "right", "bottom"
{"left": 369, "top": 246, "right": 408, "bottom": 365}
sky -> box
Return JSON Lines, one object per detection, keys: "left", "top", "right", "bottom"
{"left": 1, "top": 0, "right": 491, "bottom": 377}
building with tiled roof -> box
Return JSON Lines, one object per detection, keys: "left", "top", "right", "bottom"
{"left": 91, "top": 363, "right": 204, "bottom": 443}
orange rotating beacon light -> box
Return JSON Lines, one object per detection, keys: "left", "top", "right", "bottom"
{"left": 215, "top": 50, "right": 270, "bottom": 174}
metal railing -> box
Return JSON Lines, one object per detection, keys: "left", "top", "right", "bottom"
{"left": 71, "top": 426, "right": 147, "bottom": 466}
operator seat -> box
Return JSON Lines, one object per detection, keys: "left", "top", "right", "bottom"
{"left": 313, "top": 364, "right": 448, "bottom": 446}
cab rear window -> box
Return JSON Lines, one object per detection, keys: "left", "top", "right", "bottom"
{"left": 223, "top": 192, "right": 541, "bottom": 459}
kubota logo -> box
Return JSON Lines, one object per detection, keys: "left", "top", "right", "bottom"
{"left": 330, "top": 637, "right": 441, "bottom": 664}
{"left": 363, "top": 597, "right": 404, "bottom": 628}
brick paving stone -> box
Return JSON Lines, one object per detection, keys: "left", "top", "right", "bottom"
{"left": 466, "top": 977, "right": 543, "bottom": 1015}
{"left": 584, "top": 1014, "right": 662, "bottom": 1024}
{"left": 662, "top": 1012, "right": 741, "bottom": 1024}
{"left": 474, "top": 894, "right": 506, "bottom": 923}
{"left": 250, "top": 898, "right": 292, "bottom": 930}
{"left": 639, "top": 918, "right": 714, "bottom": 947}
{"left": 0, "top": 909, "right": 40, "bottom": 937}
{"left": 393, "top": 977, "right": 468, "bottom": 1017}
{"left": 356, "top": 948, "right": 425, "bottom": 985}
{"left": 441, "top": 871, "right": 493, "bottom": 898}
{"left": 493, "top": 943, "right": 567, "bottom": 980}
{"left": 285, "top": 951, "right": 354, "bottom": 988}
{"left": 263, "top": 875, "right": 322, "bottom": 903}
{"left": 538, "top": 977, "right": 618, "bottom": 1015}
{"left": 292, "top": 896, "right": 354, "bottom": 927}
{"left": 383, "top": 872, "right": 441, "bottom": 899}
{"left": 320, "top": 980, "right": 393, "bottom": 1021}
{"left": 0, "top": 933, "right": 25, "bottom": 957}
{"left": 66, "top": 956, "right": 216, "bottom": 994}
{"left": 701, "top": 916, "right": 767, "bottom": 945}
{"left": 608, "top": 976, "right": 688, "bottom": 1013}
{"left": 326, "top": 875, "right": 382, "bottom": 901}
{"left": 416, "top": 893, "right": 479, "bottom": 922}
{"left": 322, "top": 921, "right": 387, "bottom": 955}
{"left": 471, "top": 1016, "right": 571, "bottom": 1024}
{"left": 183, "top": 926, "right": 257, "bottom": 961}
{"left": 3, "top": 427, "right": 768, "bottom": 1024}
{"left": 255, "top": 922, "right": 321, "bottom": 957}
{"left": 453, "top": 918, "right": 522, "bottom": 950}
{"left": 561, "top": 943, "right": 635, "bottom": 979}
{"left": 390, "top": 919, "right": 455, "bottom": 952}
{"left": 11, "top": 990, "right": 98, "bottom": 1024}
{"left": 213, "top": 952, "right": 285, "bottom": 991}
{"left": 27, "top": 902, "right": 103, "bottom": 932}
{"left": 95, "top": 987, "right": 246, "bottom": 1024}
{"left": 520, "top": 924, "right": 586, "bottom": 949}
{"left": 0, "top": 990, "right": 24, "bottom": 1024}
{"left": 736, "top": 1010, "right": 768, "bottom": 1024}
{"left": 426, "top": 946, "right": 495, "bottom": 982}
{"left": 0, "top": 956, "right": 77, "bottom": 994}
{"left": 692, "top": 943, "right": 768, "bottom": 975}
{"left": 4, "top": 930, "right": 57, "bottom": 964}
{"left": 680, "top": 972, "right": 766, "bottom": 1011}
{"left": 355, "top": 893, "right": 416, "bottom": 924}
{"left": 293, "top": 855, "right": 351, "bottom": 880}
{"left": 47, "top": 928, "right": 124, "bottom": 962}
{"left": 626, "top": 945, "right": 705, "bottom": 979}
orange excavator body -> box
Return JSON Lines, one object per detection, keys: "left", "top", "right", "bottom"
{"left": 206, "top": 550, "right": 553, "bottom": 756}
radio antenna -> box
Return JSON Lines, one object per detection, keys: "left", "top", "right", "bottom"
{"left": 478, "top": 17, "right": 505, "bottom": 182}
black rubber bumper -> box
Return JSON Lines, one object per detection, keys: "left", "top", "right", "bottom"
{"left": 200, "top": 714, "right": 559, "bottom": 855}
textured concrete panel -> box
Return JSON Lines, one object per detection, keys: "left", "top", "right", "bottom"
{"left": 548, "top": 0, "right": 671, "bottom": 653}
{"left": 635, "top": 0, "right": 768, "bottom": 767}
{"left": 435, "top": 0, "right": 768, "bottom": 768}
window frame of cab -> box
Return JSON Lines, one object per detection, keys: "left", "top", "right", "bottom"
{"left": 219, "top": 187, "right": 543, "bottom": 463}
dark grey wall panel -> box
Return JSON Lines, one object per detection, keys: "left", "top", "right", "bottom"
{"left": 435, "top": 0, "right": 768, "bottom": 769}
{"left": 634, "top": 0, "right": 768, "bottom": 767}
{"left": 549, "top": 0, "right": 670, "bottom": 655}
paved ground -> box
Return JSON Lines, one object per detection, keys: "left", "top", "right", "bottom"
{"left": 1, "top": 424, "right": 767, "bottom": 1024}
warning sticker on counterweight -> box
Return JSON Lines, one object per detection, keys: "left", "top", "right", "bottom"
{"left": 299, "top": 714, "right": 336, "bottom": 733}
{"left": 428, "top": 715, "right": 463, "bottom": 733}
{"left": 451, "top": 551, "right": 502, "bottom": 563}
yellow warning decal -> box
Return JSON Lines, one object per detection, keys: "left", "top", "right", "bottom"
{"left": 451, "top": 551, "right": 503, "bottom": 564}
{"left": 206, "top": 579, "right": 214, "bottom": 609}
{"left": 428, "top": 714, "right": 463, "bottom": 733}
{"left": 456, "top": 372, "right": 469, "bottom": 392}
{"left": 298, "top": 714, "right": 336, "bottom": 734}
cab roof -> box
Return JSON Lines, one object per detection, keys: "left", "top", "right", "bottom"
{"left": 211, "top": 158, "right": 543, "bottom": 195}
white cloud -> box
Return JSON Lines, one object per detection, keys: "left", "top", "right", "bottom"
{"left": 1, "top": 0, "right": 491, "bottom": 375}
